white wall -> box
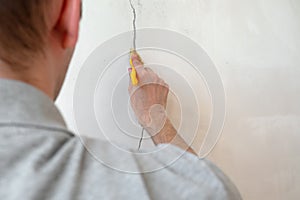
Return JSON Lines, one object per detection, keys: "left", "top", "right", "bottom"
{"left": 56, "top": 0, "right": 300, "bottom": 199}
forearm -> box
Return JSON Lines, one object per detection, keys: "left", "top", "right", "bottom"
{"left": 148, "top": 119, "right": 197, "bottom": 155}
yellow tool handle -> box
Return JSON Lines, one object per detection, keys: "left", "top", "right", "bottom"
{"left": 129, "top": 50, "right": 143, "bottom": 86}
{"left": 129, "top": 57, "right": 139, "bottom": 86}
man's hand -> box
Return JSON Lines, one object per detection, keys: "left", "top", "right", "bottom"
{"left": 128, "top": 52, "right": 169, "bottom": 136}
{"left": 128, "top": 51, "right": 197, "bottom": 155}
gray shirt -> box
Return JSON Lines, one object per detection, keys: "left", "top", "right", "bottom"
{"left": 0, "top": 79, "right": 241, "bottom": 200}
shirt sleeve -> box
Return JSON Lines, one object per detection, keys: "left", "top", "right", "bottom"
{"left": 128, "top": 143, "right": 242, "bottom": 200}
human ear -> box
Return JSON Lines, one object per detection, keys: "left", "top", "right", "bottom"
{"left": 55, "top": 0, "right": 81, "bottom": 49}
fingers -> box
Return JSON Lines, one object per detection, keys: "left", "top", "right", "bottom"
{"left": 129, "top": 51, "right": 144, "bottom": 86}
{"left": 128, "top": 68, "right": 149, "bottom": 92}
{"left": 128, "top": 51, "right": 169, "bottom": 91}
{"left": 130, "top": 51, "right": 144, "bottom": 68}
{"left": 129, "top": 69, "right": 168, "bottom": 90}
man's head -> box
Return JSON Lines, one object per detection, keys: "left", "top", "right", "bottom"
{"left": 0, "top": 0, "right": 81, "bottom": 100}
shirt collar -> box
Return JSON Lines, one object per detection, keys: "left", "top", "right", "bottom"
{"left": 0, "top": 79, "right": 67, "bottom": 130}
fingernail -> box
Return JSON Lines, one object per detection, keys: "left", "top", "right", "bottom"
{"left": 128, "top": 68, "right": 132, "bottom": 77}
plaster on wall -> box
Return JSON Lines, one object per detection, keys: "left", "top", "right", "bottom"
{"left": 56, "top": 0, "right": 300, "bottom": 199}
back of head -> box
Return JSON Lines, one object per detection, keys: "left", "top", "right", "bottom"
{"left": 0, "top": 0, "right": 49, "bottom": 68}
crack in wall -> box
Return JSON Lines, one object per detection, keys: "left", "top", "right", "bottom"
{"left": 129, "top": 0, "right": 137, "bottom": 50}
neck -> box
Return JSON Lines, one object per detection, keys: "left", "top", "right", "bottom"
{"left": 0, "top": 59, "right": 56, "bottom": 101}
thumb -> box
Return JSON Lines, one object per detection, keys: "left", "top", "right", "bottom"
{"left": 130, "top": 50, "right": 145, "bottom": 76}
{"left": 131, "top": 51, "right": 144, "bottom": 68}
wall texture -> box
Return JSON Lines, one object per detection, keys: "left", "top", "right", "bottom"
{"left": 56, "top": 0, "right": 300, "bottom": 199}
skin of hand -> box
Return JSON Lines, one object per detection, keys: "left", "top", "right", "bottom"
{"left": 128, "top": 52, "right": 169, "bottom": 136}
{"left": 128, "top": 52, "right": 197, "bottom": 155}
